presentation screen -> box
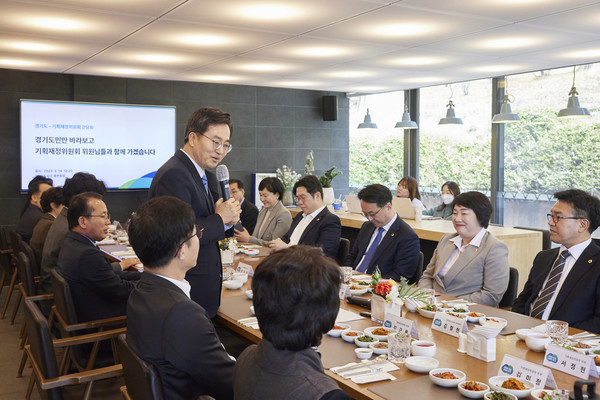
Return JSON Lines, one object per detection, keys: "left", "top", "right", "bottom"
{"left": 20, "top": 100, "right": 176, "bottom": 191}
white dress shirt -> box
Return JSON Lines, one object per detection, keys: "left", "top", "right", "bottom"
{"left": 150, "top": 272, "right": 192, "bottom": 299}
{"left": 288, "top": 205, "right": 326, "bottom": 245}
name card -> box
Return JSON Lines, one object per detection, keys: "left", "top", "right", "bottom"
{"left": 431, "top": 312, "right": 468, "bottom": 337}
{"left": 384, "top": 314, "right": 419, "bottom": 339}
{"left": 543, "top": 344, "right": 599, "bottom": 379}
{"left": 236, "top": 262, "right": 254, "bottom": 277}
{"left": 499, "top": 355, "right": 556, "bottom": 389}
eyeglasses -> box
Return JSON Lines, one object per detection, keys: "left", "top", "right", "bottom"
{"left": 361, "top": 207, "right": 383, "bottom": 219}
{"left": 84, "top": 213, "right": 111, "bottom": 221}
{"left": 174, "top": 224, "right": 203, "bottom": 257}
{"left": 546, "top": 214, "right": 585, "bottom": 224}
{"left": 196, "top": 132, "right": 232, "bottom": 153}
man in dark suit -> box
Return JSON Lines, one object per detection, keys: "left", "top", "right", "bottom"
{"left": 269, "top": 175, "right": 341, "bottom": 259}
{"left": 229, "top": 178, "right": 258, "bottom": 234}
{"left": 513, "top": 189, "right": 600, "bottom": 334}
{"left": 127, "top": 196, "right": 234, "bottom": 400}
{"left": 57, "top": 192, "right": 140, "bottom": 322}
{"left": 148, "top": 107, "right": 241, "bottom": 318}
{"left": 345, "top": 184, "right": 420, "bottom": 281}
{"left": 17, "top": 175, "right": 53, "bottom": 243}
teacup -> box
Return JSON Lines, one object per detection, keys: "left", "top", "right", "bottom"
{"left": 525, "top": 333, "right": 551, "bottom": 352}
{"left": 232, "top": 272, "right": 248, "bottom": 283}
{"left": 411, "top": 340, "right": 436, "bottom": 357}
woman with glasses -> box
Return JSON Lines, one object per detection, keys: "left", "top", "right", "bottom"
{"left": 419, "top": 191, "right": 509, "bottom": 307}
{"left": 423, "top": 181, "right": 461, "bottom": 220}
{"left": 234, "top": 177, "right": 292, "bottom": 247}
{"left": 396, "top": 176, "right": 424, "bottom": 209}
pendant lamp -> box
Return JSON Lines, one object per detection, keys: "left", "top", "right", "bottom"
{"left": 438, "top": 85, "right": 463, "bottom": 125}
{"left": 492, "top": 77, "right": 520, "bottom": 124}
{"left": 558, "top": 66, "right": 591, "bottom": 118}
{"left": 357, "top": 108, "right": 378, "bottom": 129}
{"left": 394, "top": 104, "right": 418, "bottom": 129}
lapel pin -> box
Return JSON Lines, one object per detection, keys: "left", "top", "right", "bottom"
{"left": 391, "top": 233, "right": 395, "bottom": 237}
{"left": 589, "top": 259, "right": 593, "bottom": 263}
{"left": 474, "top": 249, "right": 478, "bottom": 252}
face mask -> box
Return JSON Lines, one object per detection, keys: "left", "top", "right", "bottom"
{"left": 441, "top": 194, "right": 454, "bottom": 205}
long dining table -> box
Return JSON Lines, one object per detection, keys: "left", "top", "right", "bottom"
{"left": 217, "top": 252, "right": 599, "bottom": 400}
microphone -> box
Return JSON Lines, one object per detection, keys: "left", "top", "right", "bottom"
{"left": 215, "top": 164, "right": 230, "bottom": 201}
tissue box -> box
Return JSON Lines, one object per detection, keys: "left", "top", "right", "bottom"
{"left": 467, "top": 332, "right": 496, "bottom": 362}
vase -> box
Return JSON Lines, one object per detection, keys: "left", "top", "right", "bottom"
{"left": 371, "top": 295, "right": 403, "bottom": 323}
{"left": 282, "top": 190, "right": 294, "bottom": 206}
{"left": 322, "top": 187, "right": 334, "bottom": 205}
{"left": 220, "top": 249, "right": 235, "bottom": 266}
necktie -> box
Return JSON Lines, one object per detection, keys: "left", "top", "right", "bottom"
{"left": 201, "top": 175, "right": 209, "bottom": 193}
{"left": 357, "top": 227, "right": 384, "bottom": 273}
{"left": 529, "top": 249, "right": 570, "bottom": 319}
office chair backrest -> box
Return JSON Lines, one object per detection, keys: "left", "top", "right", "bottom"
{"left": 118, "top": 334, "right": 164, "bottom": 400}
{"left": 513, "top": 226, "right": 551, "bottom": 251}
{"left": 499, "top": 267, "right": 519, "bottom": 309}
{"left": 17, "top": 251, "right": 37, "bottom": 297}
{"left": 20, "top": 239, "right": 40, "bottom": 277}
{"left": 337, "top": 238, "right": 350, "bottom": 265}
{"left": 49, "top": 268, "right": 78, "bottom": 327}
{"left": 409, "top": 251, "right": 425, "bottom": 284}
{"left": 24, "top": 300, "right": 63, "bottom": 400}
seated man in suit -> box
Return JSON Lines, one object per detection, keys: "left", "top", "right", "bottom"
{"left": 345, "top": 184, "right": 420, "bottom": 281}
{"left": 16, "top": 175, "right": 53, "bottom": 243}
{"left": 127, "top": 196, "right": 234, "bottom": 400}
{"left": 57, "top": 192, "right": 140, "bottom": 322}
{"left": 269, "top": 175, "right": 341, "bottom": 259}
{"left": 513, "top": 189, "right": 600, "bottom": 333}
{"left": 229, "top": 178, "right": 258, "bottom": 234}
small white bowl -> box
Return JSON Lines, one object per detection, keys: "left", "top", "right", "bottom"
{"left": 355, "top": 335, "right": 379, "bottom": 348}
{"left": 232, "top": 272, "right": 248, "bottom": 283}
{"left": 250, "top": 306, "right": 255, "bottom": 315}
{"left": 467, "top": 312, "right": 486, "bottom": 323}
{"left": 355, "top": 348, "right": 373, "bottom": 359}
{"left": 484, "top": 391, "right": 517, "bottom": 400}
{"left": 429, "top": 368, "right": 466, "bottom": 387}
{"left": 458, "top": 381, "right": 490, "bottom": 399}
{"left": 479, "top": 317, "right": 508, "bottom": 329}
{"left": 488, "top": 376, "right": 534, "bottom": 398}
{"left": 526, "top": 333, "right": 551, "bottom": 352}
{"left": 515, "top": 328, "right": 534, "bottom": 341}
{"left": 223, "top": 280, "right": 243, "bottom": 290}
{"left": 341, "top": 330, "right": 363, "bottom": 343}
{"left": 327, "top": 323, "right": 350, "bottom": 337}
{"left": 417, "top": 306, "right": 439, "bottom": 319}
{"left": 245, "top": 290, "right": 253, "bottom": 300}
{"left": 405, "top": 356, "right": 439, "bottom": 373}
{"left": 117, "top": 236, "right": 129, "bottom": 242}
{"left": 364, "top": 326, "right": 396, "bottom": 341}
{"left": 243, "top": 248, "right": 259, "bottom": 256}
{"left": 411, "top": 340, "right": 436, "bottom": 357}
{"left": 349, "top": 286, "right": 369, "bottom": 296}
{"left": 369, "top": 342, "right": 388, "bottom": 355}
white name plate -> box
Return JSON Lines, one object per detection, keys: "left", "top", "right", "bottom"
{"left": 384, "top": 314, "right": 419, "bottom": 339}
{"left": 543, "top": 344, "right": 599, "bottom": 379}
{"left": 431, "top": 312, "right": 468, "bottom": 338}
{"left": 236, "top": 262, "right": 254, "bottom": 277}
{"left": 499, "top": 355, "right": 556, "bottom": 389}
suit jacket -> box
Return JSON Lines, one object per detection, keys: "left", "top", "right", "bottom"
{"left": 30, "top": 212, "right": 55, "bottom": 272}
{"left": 281, "top": 207, "right": 341, "bottom": 259}
{"left": 57, "top": 231, "right": 140, "bottom": 322}
{"left": 148, "top": 150, "right": 225, "bottom": 318}
{"left": 419, "top": 231, "right": 509, "bottom": 307}
{"left": 512, "top": 241, "right": 600, "bottom": 333}
{"left": 248, "top": 201, "right": 292, "bottom": 247}
{"left": 16, "top": 203, "right": 43, "bottom": 243}
{"left": 127, "top": 272, "right": 234, "bottom": 400}
{"left": 39, "top": 208, "right": 70, "bottom": 294}
{"left": 344, "top": 215, "right": 420, "bottom": 282}
{"left": 240, "top": 199, "right": 259, "bottom": 234}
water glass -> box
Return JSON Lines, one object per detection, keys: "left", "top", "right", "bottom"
{"left": 340, "top": 266, "right": 353, "bottom": 284}
{"left": 552, "top": 389, "right": 569, "bottom": 400}
{"left": 388, "top": 332, "right": 411, "bottom": 363}
{"left": 422, "top": 288, "right": 436, "bottom": 305}
{"left": 546, "top": 320, "right": 569, "bottom": 345}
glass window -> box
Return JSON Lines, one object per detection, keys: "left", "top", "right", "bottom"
{"left": 349, "top": 91, "right": 405, "bottom": 192}
{"left": 419, "top": 79, "right": 492, "bottom": 210}
{"left": 501, "top": 64, "right": 600, "bottom": 231}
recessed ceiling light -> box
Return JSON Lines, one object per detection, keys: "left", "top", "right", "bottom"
{"left": 393, "top": 56, "right": 444, "bottom": 66}
{"left": 240, "top": 4, "right": 299, "bottom": 20}
{"left": 11, "top": 42, "right": 54, "bottom": 52}
{"left": 31, "top": 17, "right": 83, "bottom": 31}
{"left": 243, "top": 63, "right": 282, "bottom": 71}
{"left": 377, "top": 23, "right": 433, "bottom": 37}
{"left": 108, "top": 68, "right": 144, "bottom": 75}
{"left": 0, "top": 59, "right": 34, "bottom": 66}
{"left": 138, "top": 54, "right": 179, "bottom": 63}
{"left": 296, "top": 47, "right": 344, "bottom": 57}
{"left": 329, "top": 71, "right": 371, "bottom": 78}
{"left": 200, "top": 75, "right": 239, "bottom": 81}
{"left": 480, "top": 37, "right": 538, "bottom": 49}
{"left": 180, "top": 34, "right": 228, "bottom": 46}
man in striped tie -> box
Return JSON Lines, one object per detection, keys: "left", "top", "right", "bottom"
{"left": 513, "top": 189, "right": 600, "bottom": 334}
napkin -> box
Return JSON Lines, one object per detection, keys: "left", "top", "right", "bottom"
{"left": 237, "top": 317, "right": 260, "bottom": 330}
{"left": 112, "top": 250, "right": 137, "bottom": 256}
{"left": 335, "top": 308, "right": 364, "bottom": 323}
{"left": 471, "top": 324, "right": 503, "bottom": 338}
{"left": 330, "top": 361, "right": 399, "bottom": 380}
{"left": 351, "top": 372, "right": 396, "bottom": 384}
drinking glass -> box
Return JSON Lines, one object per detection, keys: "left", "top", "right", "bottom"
{"left": 546, "top": 320, "right": 569, "bottom": 345}
{"left": 552, "top": 389, "right": 569, "bottom": 400}
{"left": 388, "top": 332, "right": 411, "bottom": 363}
{"left": 341, "top": 266, "right": 353, "bottom": 284}
{"left": 422, "top": 288, "right": 436, "bottom": 306}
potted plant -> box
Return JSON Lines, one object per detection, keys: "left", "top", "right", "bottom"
{"left": 276, "top": 165, "right": 301, "bottom": 206}
{"left": 319, "top": 166, "right": 342, "bottom": 205}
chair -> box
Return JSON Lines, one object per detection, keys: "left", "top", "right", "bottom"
{"left": 513, "top": 226, "right": 551, "bottom": 251}
{"left": 49, "top": 268, "right": 126, "bottom": 372}
{"left": 0, "top": 225, "right": 14, "bottom": 300}
{"left": 337, "top": 237, "right": 350, "bottom": 265}
{"left": 1, "top": 231, "right": 23, "bottom": 318}
{"left": 11, "top": 242, "right": 46, "bottom": 324}
{"left": 409, "top": 251, "right": 424, "bottom": 284}
{"left": 23, "top": 299, "right": 123, "bottom": 400}
{"left": 499, "top": 267, "right": 519, "bottom": 309}
{"left": 117, "top": 334, "right": 164, "bottom": 400}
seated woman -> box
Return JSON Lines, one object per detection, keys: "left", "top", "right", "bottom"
{"left": 418, "top": 192, "right": 509, "bottom": 307}
{"left": 396, "top": 176, "right": 424, "bottom": 209}
{"left": 234, "top": 177, "right": 292, "bottom": 246}
{"left": 233, "top": 246, "right": 350, "bottom": 400}
{"left": 423, "top": 181, "right": 460, "bottom": 220}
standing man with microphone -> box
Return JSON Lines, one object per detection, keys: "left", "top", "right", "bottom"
{"left": 149, "top": 107, "right": 241, "bottom": 318}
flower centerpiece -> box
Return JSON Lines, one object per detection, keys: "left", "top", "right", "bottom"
{"left": 219, "top": 237, "right": 237, "bottom": 266}
{"left": 370, "top": 267, "right": 428, "bottom": 322}
{"left": 276, "top": 165, "right": 301, "bottom": 206}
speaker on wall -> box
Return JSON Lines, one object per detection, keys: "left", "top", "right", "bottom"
{"left": 322, "top": 95, "right": 338, "bottom": 121}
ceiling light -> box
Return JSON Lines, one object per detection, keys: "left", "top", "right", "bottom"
{"left": 243, "top": 63, "right": 281, "bottom": 71}
{"left": 180, "top": 34, "right": 228, "bottom": 46}
{"left": 12, "top": 42, "right": 53, "bottom": 52}
{"left": 557, "top": 66, "right": 591, "bottom": 118}
{"left": 241, "top": 5, "right": 298, "bottom": 20}
{"left": 32, "top": 17, "right": 83, "bottom": 31}
{"left": 329, "top": 71, "right": 371, "bottom": 79}
{"left": 377, "top": 23, "right": 432, "bottom": 37}
{"left": 439, "top": 85, "right": 463, "bottom": 125}
{"left": 0, "top": 59, "right": 34, "bottom": 66}
{"left": 481, "top": 37, "right": 537, "bottom": 49}
{"left": 492, "top": 77, "right": 520, "bottom": 124}
{"left": 393, "top": 56, "right": 442, "bottom": 66}
{"left": 108, "top": 68, "right": 144, "bottom": 75}
{"left": 200, "top": 75, "right": 239, "bottom": 82}
{"left": 357, "top": 108, "right": 377, "bottom": 129}
{"left": 297, "top": 47, "right": 344, "bottom": 57}
{"left": 394, "top": 105, "right": 418, "bottom": 129}
{"left": 471, "top": 64, "right": 521, "bottom": 73}
{"left": 138, "top": 54, "right": 178, "bottom": 63}
{"left": 563, "top": 49, "right": 600, "bottom": 59}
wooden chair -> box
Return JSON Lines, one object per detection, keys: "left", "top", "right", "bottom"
{"left": 0, "top": 231, "right": 22, "bottom": 318}
{"left": 117, "top": 334, "right": 164, "bottom": 400}
{"left": 0, "top": 225, "right": 14, "bottom": 301}
{"left": 11, "top": 242, "right": 46, "bottom": 324}
{"left": 23, "top": 299, "right": 124, "bottom": 400}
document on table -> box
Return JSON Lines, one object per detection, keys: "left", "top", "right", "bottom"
{"left": 336, "top": 308, "right": 364, "bottom": 323}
